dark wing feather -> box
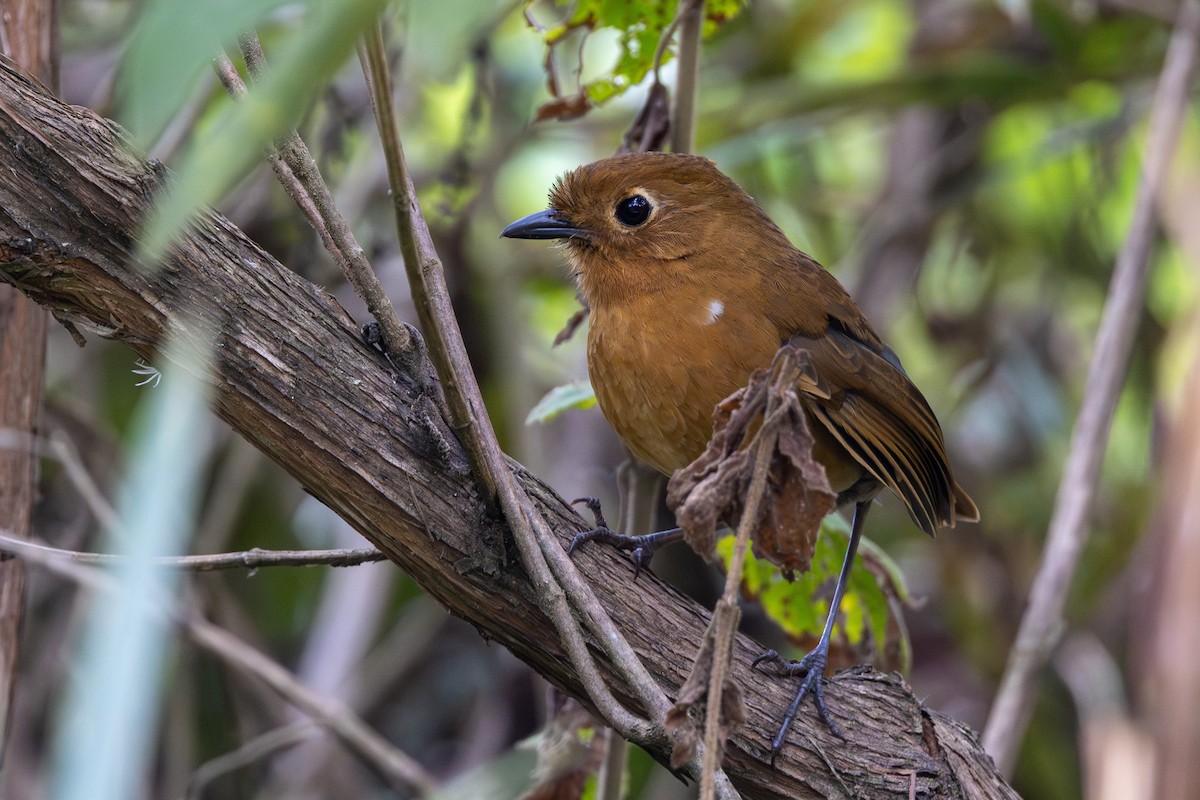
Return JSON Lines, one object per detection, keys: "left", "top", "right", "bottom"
{"left": 790, "top": 329, "right": 962, "bottom": 536}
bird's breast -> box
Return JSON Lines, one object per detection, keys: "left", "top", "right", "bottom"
{"left": 586, "top": 289, "right": 782, "bottom": 476}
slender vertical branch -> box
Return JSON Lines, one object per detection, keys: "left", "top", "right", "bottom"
{"left": 982, "top": 0, "right": 1200, "bottom": 775}
{"left": 670, "top": 0, "right": 704, "bottom": 155}
{"left": 700, "top": 432, "right": 772, "bottom": 800}
{"left": 0, "top": 0, "right": 54, "bottom": 769}
{"left": 358, "top": 22, "right": 500, "bottom": 504}
{"left": 595, "top": 726, "right": 629, "bottom": 800}
{"left": 357, "top": 16, "right": 689, "bottom": 755}
{"left": 1150, "top": 324, "right": 1200, "bottom": 798}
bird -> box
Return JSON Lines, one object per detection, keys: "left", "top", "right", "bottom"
{"left": 501, "top": 151, "right": 978, "bottom": 760}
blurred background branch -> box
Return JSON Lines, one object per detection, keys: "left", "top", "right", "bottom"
{"left": 0, "top": 535, "right": 386, "bottom": 571}
{"left": 983, "top": 0, "right": 1200, "bottom": 774}
{"left": 0, "top": 0, "right": 55, "bottom": 772}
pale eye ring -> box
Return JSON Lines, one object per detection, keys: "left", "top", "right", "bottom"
{"left": 614, "top": 195, "right": 651, "bottom": 227}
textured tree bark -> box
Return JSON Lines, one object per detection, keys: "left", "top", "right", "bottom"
{"left": 0, "top": 0, "right": 55, "bottom": 768}
{"left": 0, "top": 58, "right": 1019, "bottom": 799}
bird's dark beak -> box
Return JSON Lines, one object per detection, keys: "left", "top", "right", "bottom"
{"left": 500, "top": 208, "right": 586, "bottom": 240}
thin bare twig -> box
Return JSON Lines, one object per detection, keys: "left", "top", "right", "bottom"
{"left": 357, "top": 22, "right": 499, "bottom": 504}
{"left": 530, "top": 508, "right": 671, "bottom": 723}
{"left": 359, "top": 21, "right": 739, "bottom": 794}
{"left": 1150, "top": 329, "right": 1200, "bottom": 798}
{"left": 670, "top": 0, "right": 704, "bottom": 155}
{"left": 700, "top": 436, "right": 771, "bottom": 800}
{"left": 14, "top": 546, "right": 436, "bottom": 796}
{"left": 651, "top": 0, "right": 690, "bottom": 83}
{"left": 356, "top": 16, "right": 669, "bottom": 740}
{"left": 213, "top": 52, "right": 331, "bottom": 245}
{"left": 237, "top": 31, "right": 268, "bottom": 80}
{"left": 185, "top": 614, "right": 434, "bottom": 794}
{"left": 596, "top": 726, "right": 628, "bottom": 800}
{"left": 521, "top": 510, "right": 658, "bottom": 740}
{"left": 695, "top": 356, "right": 802, "bottom": 799}
{"left": 212, "top": 40, "right": 426, "bottom": 385}
{"left": 594, "top": 460, "right": 663, "bottom": 794}
{"left": 982, "top": 0, "right": 1200, "bottom": 775}
{"left": 0, "top": 428, "right": 120, "bottom": 535}
{"left": 186, "top": 721, "right": 320, "bottom": 800}
{"left": 0, "top": 533, "right": 385, "bottom": 571}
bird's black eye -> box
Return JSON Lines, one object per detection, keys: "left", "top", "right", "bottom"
{"left": 614, "top": 195, "right": 651, "bottom": 227}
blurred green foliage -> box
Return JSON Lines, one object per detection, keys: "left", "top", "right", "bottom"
{"left": 135, "top": 0, "right": 391, "bottom": 258}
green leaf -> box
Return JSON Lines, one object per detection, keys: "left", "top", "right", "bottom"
{"left": 525, "top": 381, "right": 597, "bottom": 424}
{"left": 528, "top": 0, "right": 746, "bottom": 112}
{"left": 117, "top": 0, "right": 294, "bottom": 145}
{"left": 715, "top": 513, "right": 910, "bottom": 669}
{"left": 139, "top": 0, "right": 390, "bottom": 261}
{"left": 52, "top": 334, "right": 214, "bottom": 800}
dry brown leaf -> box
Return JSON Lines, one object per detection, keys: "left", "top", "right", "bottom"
{"left": 667, "top": 345, "right": 837, "bottom": 575}
{"left": 755, "top": 392, "right": 838, "bottom": 575}
{"left": 519, "top": 695, "right": 605, "bottom": 800}
{"left": 665, "top": 697, "right": 702, "bottom": 770}
{"left": 720, "top": 679, "right": 748, "bottom": 739}
{"left": 618, "top": 80, "right": 671, "bottom": 154}
{"left": 664, "top": 625, "right": 747, "bottom": 770}
{"left": 534, "top": 92, "right": 592, "bottom": 122}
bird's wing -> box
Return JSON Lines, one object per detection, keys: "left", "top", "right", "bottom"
{"left": 789, "top": 328, "right": 961, "bottom": 535}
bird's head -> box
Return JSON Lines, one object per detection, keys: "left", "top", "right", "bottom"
{"left": 501, "top": 152, "right": 790, "bottom": 305}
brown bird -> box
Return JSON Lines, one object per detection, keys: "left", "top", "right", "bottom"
{"left": 502, "top": 152, "right": 978, "bottom": 759}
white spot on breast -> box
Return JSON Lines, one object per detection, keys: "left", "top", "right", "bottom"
{"left": 705, "top": 299, "right": 725, "bottom": 325}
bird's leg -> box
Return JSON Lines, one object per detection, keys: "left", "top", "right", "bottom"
{"left": 753, "top": 499, "right": 870, "bottom": 762}
{"left": 568, "top": 497, "right": 683, "bottom": 578}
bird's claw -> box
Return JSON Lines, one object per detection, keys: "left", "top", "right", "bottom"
{"left": 571, "top": 496, "right": 609, "bottom": 530}
{"left": 567, "top": 498, "right": 657, "bottom": 578}
{"left": 751, "top": 648, "right": 785, "bottom": 671}
{"left": 566, "top": 525, "right": 653, "bottom": 578}
{"left": 753, "top": 646, "right": 844, "bottom": 763}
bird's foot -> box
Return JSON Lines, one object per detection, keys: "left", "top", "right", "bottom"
{"left": 568, "top": 497, "right": 681, "bottom": 578}
{"left": 753, "top": 647, "right": 844, "bottom": 764}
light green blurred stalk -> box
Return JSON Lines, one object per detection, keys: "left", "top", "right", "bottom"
{"left": 51, "top": 334, "right": 213, "bottom": 800}
{"left": 135, "top": 0, "right": 389, "bottom": 260}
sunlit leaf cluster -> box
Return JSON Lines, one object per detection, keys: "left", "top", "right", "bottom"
{"left": 717, "top": 517, "right": 911, "bottom": 673}
{"left": 525, "top": 0, "right": 744, "bottom": 118}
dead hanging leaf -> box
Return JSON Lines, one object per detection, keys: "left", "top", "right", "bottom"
{"left": 534, "top": 92, "right": 593, "bottom": 122}
{"left": 667, "top": 345, "right": 838, "bottom": 575}
{"left": 519, "top": 694, "right": 605, "bottom": 800}
{"left": 755, "top": 394, "right": 839, "bottom": 576}
{"left": 665, "top": 694, "right": 701, "bottom": 770}
{"left": 664, "top": 619, "right": 747, "bottom": 770}
{"left": 618, "top": 80, "right": 671, "bottom": 154}
{"left": 665, "top": 678, "right": 746, "bottom": 771}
